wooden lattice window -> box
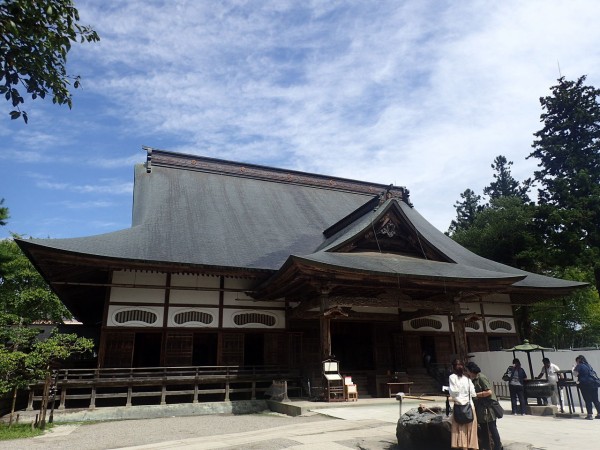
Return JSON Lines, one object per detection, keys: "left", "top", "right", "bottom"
{"left": 488, "top": 320, "right": 512, "bottom": 331}
{"left": 114, "top": 309, "right": 158, "bottom": 325}
{"left": 173, "top": 310, "right": 213, "bottom": 325}
{"left": 409, "top": 318, "right": 442, "bottom": 330}
{"left": 233, "top": 312, "right": 276, "bottom": 327}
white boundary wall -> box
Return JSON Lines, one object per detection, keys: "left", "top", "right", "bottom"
{"left": 471, "top": 349, "right": 600, "bottom": 407}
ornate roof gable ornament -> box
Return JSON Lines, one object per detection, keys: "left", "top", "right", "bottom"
{"left": 377, "top": 185, "right": 412, "bottom": 207}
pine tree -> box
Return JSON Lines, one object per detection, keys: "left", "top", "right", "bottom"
{"left": 529, "top": 76, "right": 600, "bottom": 291}
{"left": 447, "top": 189, "right": 482, "bottom": 234}
{"left": 483, "top": 155, "right": 530, "bottom": 202}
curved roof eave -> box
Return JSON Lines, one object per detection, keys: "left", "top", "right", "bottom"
{"left": 292, "top": 252, "right": 526, "bottom": 284}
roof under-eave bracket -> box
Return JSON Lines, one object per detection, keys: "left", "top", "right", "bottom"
{"left": 252, "top": 197, "right": 588, "bottom": 301}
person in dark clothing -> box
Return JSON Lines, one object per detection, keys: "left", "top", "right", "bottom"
{"left": 575, "top": 355, "right": 600, "bottom": 420}
{"left": 466, "top": 362, "right": 503, "bottom": 450}
{"left": 504, "top": 358, "right": 527, "bottom": 415}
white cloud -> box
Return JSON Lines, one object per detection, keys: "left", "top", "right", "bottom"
{"left": 4, "top": 0, "right": 600, "bottom": 239}
{"left": 28, "top": 173, "right": 133, "bottom": 195}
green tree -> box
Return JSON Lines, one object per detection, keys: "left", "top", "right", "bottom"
{"left": 0, "top": 321, "right": 93, "bottom": 427}
{"left": 528, "top": 267, "right": 600, "bottom": 348}
{"left": 0, "top": 0, "right": 100, "bottom": 123}
{"left": 25, "top": 331, "right": 93, "bottom": 429}
{"left": 483, "top": 155, "right": 530, "bottom": 202}
{"left": 0, "top": 198, "right": 8, "bottom": 226}
{"left": 0, "top": 236, "right": 71, "bottom": 322}
{"left": 529, "top": 75, "right": 600, "bottom": 291}
{"left": 447, "top": 188, "right": 483, "bottom": 234}
{"left": 450, "top": 196, "right": 540, "bottom": 271}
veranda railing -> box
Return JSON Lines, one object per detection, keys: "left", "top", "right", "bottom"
{"left": 26, "top": 365, "right": 300, "bottom": 411}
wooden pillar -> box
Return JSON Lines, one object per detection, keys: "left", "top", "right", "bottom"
{"left": 452, "top": 300, "right": 468, "bottom": 363}
{"left": 319, "top": 289, "right": 331, "bottom": 361}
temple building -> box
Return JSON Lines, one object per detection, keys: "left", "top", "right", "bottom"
{"left": 17, "top": 148, "right": 585, "bottom": 396}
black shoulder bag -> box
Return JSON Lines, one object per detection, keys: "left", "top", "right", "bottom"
{"left": 453, "top": 403, "right": 474, "bottom": 424}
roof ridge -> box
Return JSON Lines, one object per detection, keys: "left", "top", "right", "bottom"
{"left": 143, "top": 146, "right": 410, "bottom": 197}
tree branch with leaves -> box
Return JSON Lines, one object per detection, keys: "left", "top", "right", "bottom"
{"left": 0, "top": 0, "right": 99, "bottom": 123}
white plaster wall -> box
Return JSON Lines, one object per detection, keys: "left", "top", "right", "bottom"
{"left": 110, "top": 287, "right": 165, "bottom": 304}
{"left": 223, "top": 278, "right": 254, "bottom": 289}
{"left": 171, "top": 273, "right": 220, "bottom": 288}
{"left": 170, "top": 289, "right": 219, "bottom": 305}
{"left": 112, "top": 270, "right": 166, "bottom": 286}
{"left": 459, "top": 303, "right": 481, "bottom": 314}
{"left": 106, "top": 305, "right": 163, "bottom": 327}
{"left": 471, "top": 349, "right": 600, "bottom": 408}
{"left": 480, "top": 294, "right": 513, "bottom": 315}
{"left": 223, "top": 291, "right": 284, "bottom": 307}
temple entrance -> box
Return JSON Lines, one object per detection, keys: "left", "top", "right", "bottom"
{"left": 132, "top": 332, "right": 161, "bottom": 367}
{"left": 244, "top": 333, "right": 264, "bottom": 365}
{"left": 192, "top": 333, "right": 218, "bottom": 366}
{"left": 331, "top": 322, "right": 374, "bottom": 370}
{"left": 420, "top": 335, "right": 436, "bottom": 368}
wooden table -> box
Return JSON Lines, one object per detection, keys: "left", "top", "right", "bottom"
{"left": 386, "top": 382, "right": 413, "bottom": 397}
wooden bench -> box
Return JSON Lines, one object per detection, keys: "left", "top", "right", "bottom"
{"left": 386, "top": 382, "right": 413, "bottom": 397}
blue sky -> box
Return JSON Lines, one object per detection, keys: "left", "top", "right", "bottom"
{"left": 2, "top": 0, "right": 600, "bottom": 240}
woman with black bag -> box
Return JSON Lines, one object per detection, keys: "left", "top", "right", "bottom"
{"left": 575, "top": 354, "right": 600, "bottom": 420}
{"left": 449, "top": 359, "right": 479, "bottom": 450}
{"left": 466, "top": 362, "right": 503, "bottom": 450}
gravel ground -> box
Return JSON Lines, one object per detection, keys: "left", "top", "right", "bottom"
{"left": 1, "top": 412, "right": 334, "bottom": 450}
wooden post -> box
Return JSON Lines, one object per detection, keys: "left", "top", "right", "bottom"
{"left": 90, "top": 385, "right": 96, "bottom": 409}
{"left": 193, "top": 369, "right": 199, "bottom": 404}
{"left": 58, "top": 386, "right": 66, "bottom": 410}
{"left": 452, "top": 300, "right": 468, "bottom": 363}
{"left": 39, "top": 370, "right": 51, "bottom": 430}
{"left": 319, "top": 288, "right": 331, "bottom": 361}
{"left": 126, "top": 385, "right": 132, "bottom": 407}
{"left": 26, "top": 389, "right": 34, "bottom": 411}
{"left": 160, "top": 383, "right": 167, "bottom": 405}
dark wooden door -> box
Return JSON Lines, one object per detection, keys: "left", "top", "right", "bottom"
{"left": 264, "top": 333, "right": 286, "bottom": 366}
{"left": 434, "top": 335, "right": 454, "bottom": 365}
{"left": 164, "top": 332, "right": 193, "bottom": 366}
{"left": 403, "top": 335, "right": 422, "bottom": 368}
{"left": 102, "top": 332, "right": 134, "bottom": 368}
{"left": 220, "top": 333, "right": 244, "bottom": 365}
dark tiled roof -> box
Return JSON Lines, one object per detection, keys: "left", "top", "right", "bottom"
{"left": 20, "top": 161, "right": 378, "bottom": 270}
{"left": 19, "top": 151, "right": 587, "bottom": 292}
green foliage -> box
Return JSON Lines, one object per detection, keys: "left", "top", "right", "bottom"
{"left": 450, "top": 197, "right": 541, "bottom": 271}
{"left": 529, "top": 75, "right": 600, "bottom": 290}
{"left": 0, "top": 236, "right": 71, "bottom": 322}
{"left": 482, "top": 156, "right": 530, "bottom": 202}
{"left": 448, "top": 149, "right": 600, "bottom": 346}
{"left": 0, "top": 0, "right": 100, "bottom": 122}
{"left": 447, "top": 188, "right": 483, "bottom": 234}
{"left": 0, "top": 329, "right": 94, "bottom": 396}
{"left": 26, "top": 331, "right": 93, "bottom": 374}
{"left": 0, "top": 198, "right": 8, "bottom": 226}
{"left": 0, "top": 422, "right": 48, "bottom": 440}
{"left": 527, "top": 267, "right": 600, "bottom": 348}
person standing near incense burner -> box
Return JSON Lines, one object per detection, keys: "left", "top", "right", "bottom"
{"left": 535, "top": 357, "right": 561, "bottom": 406}
{"left": 503, "top": 358, "right": 527, "bottom": 415}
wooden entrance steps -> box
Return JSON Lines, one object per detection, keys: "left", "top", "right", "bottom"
{"left": 404, "top": 368, "right": 442, "bottom": 396}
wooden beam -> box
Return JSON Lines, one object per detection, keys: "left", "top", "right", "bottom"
{"left": 327, "top": 294, "right": 454, "bottom": 311}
